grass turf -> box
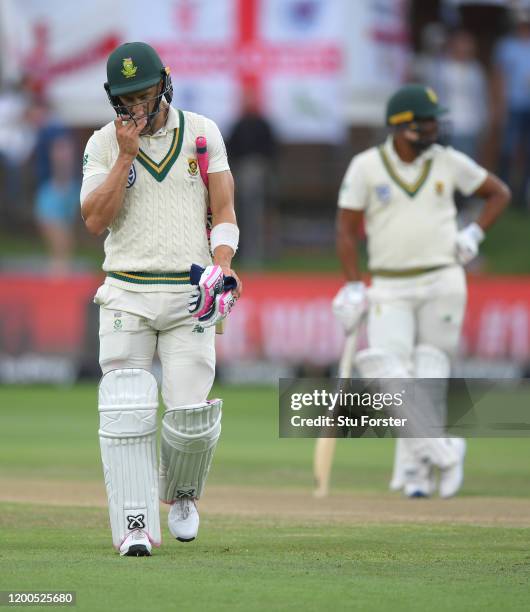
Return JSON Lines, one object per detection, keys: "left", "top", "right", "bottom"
{"left": 0, "top": 384, "right": 529, "bottom": 611}
{"left": 0, "top": 504, "right": 529, "bottom": 612}
{"left": 0, "top": 384, "right": 529, "bottom": 497}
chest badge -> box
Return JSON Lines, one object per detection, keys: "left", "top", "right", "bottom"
{"left": 435, "top": 181, "right": 444, "bottom": 195}
{"left": 188, "top": 158, "right": 199, "bottom": 178}
{"left": 127, "top": 163, "right": 136, "bottom": 188}
{"left": 375, "top": 183, "right": 391, "bottom": 204}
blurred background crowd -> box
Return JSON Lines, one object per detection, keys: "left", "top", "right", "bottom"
{"left": 2, "top": 0, "right": 530, "bottom": 270}
{"left": 1, "top": 0, "right": 530, "bottom": 383}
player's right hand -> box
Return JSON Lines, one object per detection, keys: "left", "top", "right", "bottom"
{"left": 332, "top": 281, "right": 367, "bottom": 334}
{"left": 115, "top": 115, "right": 147, "bottom": 158}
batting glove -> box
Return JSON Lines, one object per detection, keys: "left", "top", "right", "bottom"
{"left": 188, "top": 264, "right": 238, "bottom": 328}
{"left": 455, "top": 222, "right": 484, "bottom": 265}
{"left": 332, "top": 281, "right": 367, "bottom": 334}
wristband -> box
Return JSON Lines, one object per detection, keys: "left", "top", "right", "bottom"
{"left": 210, "top": 222, "right": 239, "bottom": 253}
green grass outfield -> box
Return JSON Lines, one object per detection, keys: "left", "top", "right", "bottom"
{"left": 0, "top": 384, "right": 529, "bottom": 611}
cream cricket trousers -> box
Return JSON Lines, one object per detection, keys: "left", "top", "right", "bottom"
{"left": 95, "top": 284, "right": 216, "bottom": 407}
{"left": 367, "top": 265, "right": 467, "bottom": 362}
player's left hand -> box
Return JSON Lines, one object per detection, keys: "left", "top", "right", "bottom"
{"left": 188, "top": 264, "right": 240, "bottom": 328}
{"left": 455, "top": 223, "right": 485, "bottom": 265}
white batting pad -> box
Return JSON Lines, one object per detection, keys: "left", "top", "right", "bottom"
{"left": 413, "top": 344, "right": 450, "bottom": 379}
{"left": 357, "top": 349, "right": 411, "bottom": 488}
{"left": 356, "top": 348, "right": 458, "bottom": 469}
{"left": 389, "top": 438, "right": 413, "bottom": 492}
{"left": 406, "top": 437, "right": 459, "bottom": 470}
{"left": 410, "top": 343, "right": 456, "bottom": 470}
{"left": 355, "top": 348, "right": 410, "bottom": 378}
{"left": 98, "top": 368, "right": 160, "bottom": 550}
{"left": 413, "top": 343, "right": 451, "bottom": 432}
{"left": 159, "top": 399, "right": 222, "bottom": 502}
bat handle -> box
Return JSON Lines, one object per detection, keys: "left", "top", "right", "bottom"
{"left": 196, "top": 136, "right": 209, "bottom": 188}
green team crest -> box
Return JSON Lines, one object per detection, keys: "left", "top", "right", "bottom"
{"left": 121, "top": 57, "right": 137, "bottom": 79}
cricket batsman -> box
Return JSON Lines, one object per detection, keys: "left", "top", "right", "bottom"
{"left": 80, "top": 42, "right": 241, "bottom": 555}
{"left": 333, "top": 84, "right": 510, "bottom": 498}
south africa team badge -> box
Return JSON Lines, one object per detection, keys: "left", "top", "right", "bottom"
{"left": 127, "top": 163, "right": 136, "bottom": 188}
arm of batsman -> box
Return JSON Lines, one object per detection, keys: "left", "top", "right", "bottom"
{"left": 188, "top": 264, "right": 238, "bottom": 328}
{"left": 332, "top": 281, "right": 367, "bottom": 334}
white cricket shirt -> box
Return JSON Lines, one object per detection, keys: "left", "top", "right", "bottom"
{"left": 338, "top": 137, "right": 488, "bottom": 272}
{"left": 81, "top": 106, "right": 229, "bottom": 291}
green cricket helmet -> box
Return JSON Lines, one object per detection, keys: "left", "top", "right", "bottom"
{"left": 386, "top": 84, "right": 447, "bottom": 126}
{"left": 104, "top": 41, "right": 173, "bottom": 120}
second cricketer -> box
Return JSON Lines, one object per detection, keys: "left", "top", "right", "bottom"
{"left": 333, "top": 84, "right": 510, "bottom": 498}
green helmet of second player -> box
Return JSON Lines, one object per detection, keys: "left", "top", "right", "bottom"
{"left": 386, "top": 84, "right": 447, "bottom": 126}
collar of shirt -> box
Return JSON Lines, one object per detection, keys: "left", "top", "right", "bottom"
{"left": 383, "top": 135, "right": 436, "bottom": 168}
{"left": 143, "top": 105, "right": 179, "bottom": 138}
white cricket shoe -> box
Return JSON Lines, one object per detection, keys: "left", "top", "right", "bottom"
{"left": 403, "top": 458, "right": 436, "bottom": 498}
{"left": 119, "top": 530, "right": 152, "bottom": 557}
{"left": 168, "top": 498, "right": 199, "bottom": 542}
{"left": 439, "top": 438, "right": 466, "bottom": 499}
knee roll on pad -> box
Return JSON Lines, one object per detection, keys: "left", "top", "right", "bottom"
{"left": 159, "top": 399, "right": 222, "bottom": 502}
{"left": 414, "top": 344, "right": 450, "bottom": 379}
{"left": 98, "top": 368, "right": 160, "bottom": 549}
{"left": 355, "top": 348, "right": 410, "bottom": 378}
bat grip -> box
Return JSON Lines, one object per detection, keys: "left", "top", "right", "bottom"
{"left": 196, "top": 136, "right": 209, "bottom": 188}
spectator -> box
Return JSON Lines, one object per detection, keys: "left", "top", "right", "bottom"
{"left": 34, "top": 136, "right": 80, "bottom": 275}
{"left": 227, "top": 89, "right": 277, "bottom": 266}
{"left": 0, "top": 77, "right": 37, "bottom": 224}
{"left": 415, "top": 28, "right": 488, "bottom": 160}
{"left": 412, "top": 22, "right": 448, "bottom": 87}
{"left": 492, "top": 8, "right": 530, "bottom": 208}
{"left": 441, "top": 30, "right": 488, "bottom": 159}
{"left": 27, "top": 96, "right": 70, "bottom": 188}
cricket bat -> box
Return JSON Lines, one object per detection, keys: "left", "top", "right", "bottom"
{"left": 313, "top": 328, "right": 358, "bottom": 498}
{"left": 196, "top": 136, "right": 228, "bottom": 337}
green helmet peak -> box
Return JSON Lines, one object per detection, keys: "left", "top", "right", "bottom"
{"left": 386, "top": 84, "right": 447, "bottom": 126}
